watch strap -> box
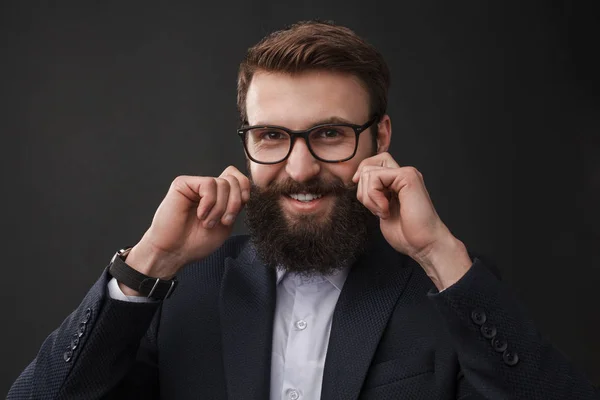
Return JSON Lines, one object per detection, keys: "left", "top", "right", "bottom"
{"left": 108, "top": 248, "right": 178, "bottom": 300}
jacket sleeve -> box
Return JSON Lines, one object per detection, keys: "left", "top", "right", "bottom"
{"left": 428, "top": 257, "right": 599, "bottom": 400}
{"left": 7, "top": 268, "right": 162, "bottom": 400}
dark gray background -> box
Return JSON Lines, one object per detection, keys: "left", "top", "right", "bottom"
{"left": 2, "top": 0, "right": 599, "bottom": 394}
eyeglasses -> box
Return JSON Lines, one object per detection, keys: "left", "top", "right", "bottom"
{"left": 237, "top": 116, "right": 379, "bottom": 164}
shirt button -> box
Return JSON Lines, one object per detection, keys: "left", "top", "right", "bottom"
{"left": 287, "top": 389, "right": 300, "bottom": 400}
{"left": 295, "top": 320, "right": 307, "bottom": 330}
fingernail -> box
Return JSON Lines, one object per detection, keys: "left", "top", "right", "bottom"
{"left": 242, "top": 190, "right": 250, "bottom": 200}
{"left": 206, "top": 220, "right": 216, "bottom": 229}
{"left": 223, "top": 214, "right": 235, "bottom": 224}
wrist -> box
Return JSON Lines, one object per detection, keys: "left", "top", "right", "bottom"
{"left": 414, "top": 234, "right": 472, "bottom": 291}
{"left": 118, "top": 280, "right": 143, "bottom": 297}
{"left": 109, "top": 244, "right": 180, "bottom": 300}
{"left": 125, "top": 241, "right": 182, "bottom": 280}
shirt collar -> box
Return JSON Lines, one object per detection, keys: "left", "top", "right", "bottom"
{"left": 276, "top": 267, "right": 350, "bottom": 292}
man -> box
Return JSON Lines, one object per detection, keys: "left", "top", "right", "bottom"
{"left": 8, "top": 20, "right": 599, "bottom": 400}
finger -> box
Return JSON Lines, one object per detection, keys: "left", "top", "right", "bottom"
{"left": 352, "top": 152, "right": 400, "bottom": 183}
{"left": 191, "top": 178, "right": 217, "bottom": 220}
{"left": 361, "top": 166, "right": 424, "bottom": 193}
{"left": 356, "top": 169, "right": 363, "bottom": 204}
{"left": 366, "top": 168, "right": 427, "bottom": 219}
{"left": 219, "top": 174, "right": 243, "bottom": 226}
{"left": 355, "top": 165, "right": 391, "bottom": 178}
{"left": 358, "top": 169, "right": 375, "bottom": 214}
{"left": 171, "top": 175, "right": 209, "bottom": 204}
{"left": 366, "top": 177, "right": 392, "bottom": 218}
{"left": 358, "top": 168, "right": 391, "bottom": 217}
{"left": 203, "top": 178, "right": 230, "bottom": 229}
{"left": 355, "top": 165, "right": 390, "bottom": 208}
{"left": 356, "top": 166, "right": 385, "bottom": 212}
{"left": 220, "top": 165, "right": 251, "bottom": 202}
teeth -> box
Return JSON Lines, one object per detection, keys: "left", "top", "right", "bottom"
{"left": 290, "top": 193, "right": 323, "bottom": 202}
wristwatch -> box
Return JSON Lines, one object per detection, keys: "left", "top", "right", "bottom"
{"left": 108, "top": 247, "right": 178, "bottom": 300}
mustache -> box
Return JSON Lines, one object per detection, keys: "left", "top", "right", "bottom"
{"left": 250, "top": 177, "right": 358, "bottom": 197}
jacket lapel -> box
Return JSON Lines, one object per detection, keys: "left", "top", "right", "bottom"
{"left": 321, "top": 231, "right": 414, "bottom": 400}
{"left": 220, "top": 241, "right": 277, "bottom": 399}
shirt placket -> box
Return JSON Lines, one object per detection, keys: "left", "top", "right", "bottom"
{"left": 280, "top": 275, "right": 324, "bottom": 400}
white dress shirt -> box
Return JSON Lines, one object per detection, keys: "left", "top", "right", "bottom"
{"left": 270, "top": 268, "right": 348, "bottom": 400}
{"left": 107, "top": 267, "right": 349, "bottom": 400}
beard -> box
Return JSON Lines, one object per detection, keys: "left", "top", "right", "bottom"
{"left": 244, "top": 176, "right": 378, "bottom": 276}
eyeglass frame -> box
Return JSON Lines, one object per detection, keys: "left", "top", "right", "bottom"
{"left": 237, "top": 115, "right": 379, "bottom": 165}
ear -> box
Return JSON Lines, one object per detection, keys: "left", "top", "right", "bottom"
{"left": 375, "top": 114, "right": 392, "bottom": 154}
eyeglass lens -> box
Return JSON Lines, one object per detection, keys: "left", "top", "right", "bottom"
{"left": 245, "top": 125, "right": 356, "bottom": 162}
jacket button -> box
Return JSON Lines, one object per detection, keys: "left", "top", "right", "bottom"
{"left": 503, "top": 349, "right": 519, "bottom": 366}
{"left": 77, "top": 322, "right": 86, "bottom": 338}
{"left": 491, "top": 336, "right": 508, "bottom": 352}
{"left": 70, "top": 335, "right": 80, "bottom": 350}
{"left": 64, "top": 349, "right": 73, "bottom": 362}
{"left": 471, "top": 309, "right": 487, "bottom": 325}
{"left": 82, "top": 308, "right": 92, "bottom": 323}
{"left": 480, "top": 324, "right": 497, "bottom": 339}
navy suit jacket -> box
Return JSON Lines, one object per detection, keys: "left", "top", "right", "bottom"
{"left": 8, "top": 231, "right": 599, "bottom": 399}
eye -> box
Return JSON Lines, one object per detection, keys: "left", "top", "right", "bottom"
{"left": 258, "top": 130, "right": 287, "bottom": 140}
{"left": 317, "top": 128, "right": 342, "bottom": 138}
{"left": 267, "top": 131, "right": 283, "bottom": 139}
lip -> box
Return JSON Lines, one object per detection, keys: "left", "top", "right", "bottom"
{"left": 281, "top": 193, "right": 329, "bottom": 213}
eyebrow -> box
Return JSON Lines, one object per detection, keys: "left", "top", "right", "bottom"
{"left": 251, "top": 116, "right": 357, "bottom": 128}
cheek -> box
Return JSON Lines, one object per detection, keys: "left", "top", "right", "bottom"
{"left": 323, "top": 163, "right": 361, "bottom": 185}
{"left": 249, "top": 163, "right": 281, "bottom": 186}
{"left": 325, "top": 139, "right": 374, "bottom": 185}
{"left": 357, "top": 130, "right": 377, "bottom": 156}
{"left": 249, "top": 159, "right": 363, "bottom": 187}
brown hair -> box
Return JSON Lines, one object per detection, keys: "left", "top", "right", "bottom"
{"left": 237, "top": 20, "right": 390, "bottom": 124}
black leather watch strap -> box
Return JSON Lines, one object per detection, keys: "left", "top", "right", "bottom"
{"left": 108, "top": 247, "right": 178, "bottom": 300}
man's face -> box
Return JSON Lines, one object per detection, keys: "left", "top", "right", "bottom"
{"left": 243, "top": 70, "right": 391, "bottom": 274}
{"left": 245, "top": 70, "right": 388, "bottom": 219}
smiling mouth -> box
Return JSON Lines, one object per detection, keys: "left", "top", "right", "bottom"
{"left": 287, "top": 193, "right": 323, "bottom": 202}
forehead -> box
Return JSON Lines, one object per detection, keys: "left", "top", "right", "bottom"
{"left": 245, "top": 70, "right": 370, "bottom": 129}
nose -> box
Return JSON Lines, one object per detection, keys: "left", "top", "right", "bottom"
{"left": 285, "top": 137, "right": 321, "bottom": 183}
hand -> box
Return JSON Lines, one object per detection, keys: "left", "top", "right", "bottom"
{"left": 125, "top": 166, "right": 250, "bottom": 280}
{"left": 352, "top": 153, "right": 471, "bottom": 289}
